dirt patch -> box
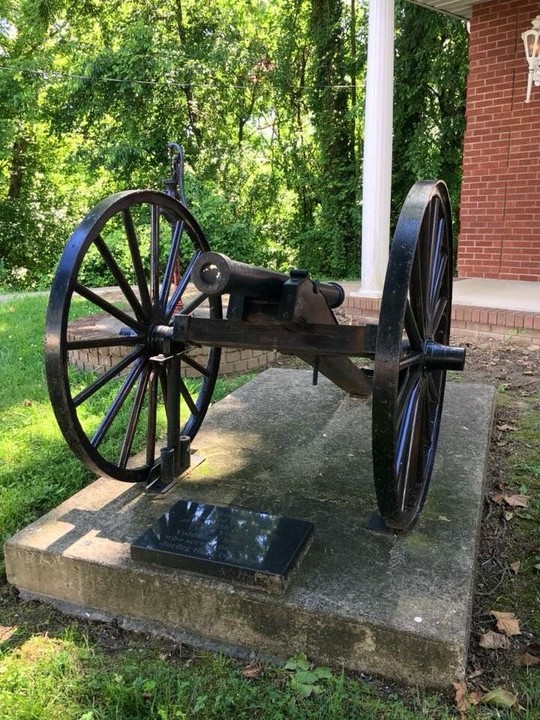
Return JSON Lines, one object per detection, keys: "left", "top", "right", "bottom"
{"left": 452, "top": 336, "right": 539, "bottom": 693}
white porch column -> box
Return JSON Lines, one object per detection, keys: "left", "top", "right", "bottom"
{"left": 353, "top": 0, "right": 394, "bottom": 297}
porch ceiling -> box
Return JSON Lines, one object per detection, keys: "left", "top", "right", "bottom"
{"left": 410, "top": 0, "right": 484, "bottom": 21}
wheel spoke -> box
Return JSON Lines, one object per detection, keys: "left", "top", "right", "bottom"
{"left": 181, "top": 292, "right": 208, "bottom": 316}
{"left": 427, "top": 372, "right": 440, "bottom": 403}
{"left": 145, "top": 368, "right": 158, "bottom": 467}
{"left": 73, "top": 347, "right": 145, "bottom": 407}
{"left": 73, "top": 282, "right": 145, "bottom": 333}
{"left": 150, "top": 204, "right": 160, "bottom": 307}
{"left": 398, "top": 382, "right": 425, "bottom": 511}
{"left": 180, "top": 352, "right": 211, "bottom": 377}
{"left": 429, "top": 252, "right": 448, "bottom": 318}
{"left": 67, "top": 335, "right": 144, "bottom": 351}
{"left": 404, "top": 299, "right": 423, "bottom": 349}
{"left": 429, "top": 297, "right": 448, "bottom": 338}
{"left": 92, "top": 359, "right": 145, "bottom": 449}
{"left": 421, "top": 382, "right": 433, "bottom": 450}
{"left": 94, "top": 234, "right": 146, "bottom": 322}
{"left": 428, "top": 214, "right": 444, "bottom": 303}
{"left": 396, "top": 366, "right": 422, "bottom": 424}
{"left": 409, "top": 246, "right": 426, "bottom": 337}
{"left": 394, "top": 374, "right": 422, "bottom": 479}
{"left": 118, "top": 365, "right": 151, "bottom": 469}
{"left": 179, "top": 376, "right": 198, "bottom": 417}
{"left": 399, "top": 352, "right": 423, "bottom": 371}
{"left": 423, "top": 202, "right": 434, "bottom": 286}
{"left": 123, "top": 208, "right": 152, "bottom": 314}
{"left": 428, "top": 201, "right": 441, "bottom": 279}
{"left": 159, "top": 220, "right": 184, "bottom": 310}
{"left": 165, "top": 250, "right": 202, "bottom": 321}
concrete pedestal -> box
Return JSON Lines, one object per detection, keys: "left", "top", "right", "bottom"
{"left": 5, "top": 370, "right": 494, "bottom": 686}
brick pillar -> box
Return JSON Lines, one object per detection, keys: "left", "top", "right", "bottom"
{"left": 458, "top": 0, "right": 540, "bottom": 282}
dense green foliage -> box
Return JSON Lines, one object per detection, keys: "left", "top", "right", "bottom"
{"left": 393, "top": 0, "right": 468, "bottom": 228}
{"left": 0, "top": 0, "right": 468, "bottom": 289}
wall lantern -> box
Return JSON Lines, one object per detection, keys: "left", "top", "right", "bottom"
{"left": 522, "top": 15, "right": 540, "bottom": 102}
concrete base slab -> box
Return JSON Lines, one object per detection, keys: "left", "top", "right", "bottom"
{"left": 5, "top": 370, "right": 495, "bottom": 686}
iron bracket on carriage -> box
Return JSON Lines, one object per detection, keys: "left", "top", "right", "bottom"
{"left": 45, "top": 146, "right": 465, "bottom": 531}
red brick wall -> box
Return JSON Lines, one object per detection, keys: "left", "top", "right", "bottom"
{"left": 458, "top": 0, "right": 540, "bottom": 281}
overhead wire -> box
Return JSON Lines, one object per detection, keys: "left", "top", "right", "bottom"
{"left": 0, "top": 63, "right": 357, "bottom": 90}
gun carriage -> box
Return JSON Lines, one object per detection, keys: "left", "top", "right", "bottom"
{"left": 45, "top": 148, "right": 465, "bottom": 531}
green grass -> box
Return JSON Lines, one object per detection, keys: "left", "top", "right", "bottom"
{"left": 0, "top": 296, "right": 95, "bottom": 565}
{"left": 1, "top": 630, "right": 537, "bottom": 720}
{"left": 0, "top": 632, "right": 457, "bottom": 720}
{"left": 495, "top": 389, "right": 540, "bottom": 637}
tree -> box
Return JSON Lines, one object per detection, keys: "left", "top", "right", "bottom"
{"left": 392, "top": 2, "right": 468, "bottom": 229}
{"left": 0, "top": 0, "right": 467, "bottom": 289}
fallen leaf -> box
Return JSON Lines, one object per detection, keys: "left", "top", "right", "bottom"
{"left": 515, "top": 652, "right": 540, "bottom": 667}
{"left": 242, "top": 663, "right": 263, "bottom": 679}
{"left": 0, "top": 626, "right": 16, "bottom": 643}
{"left": 437, "top": 515, "right": 451, "bottom": 522}
{"left": 481, "top": 688, "right": 518, "bottom": 709}
{"left": 497, "top": 618, "right": 521, "bottom": 637}
{"left": 452, "top": 680, "right": 469, "bottom": 715}
{"left": 496, "top": 423, "right": 517, "bottom": 432}
{"left": 491, "top": 493, "right": 504, "bottom": 504}
{"left": 503, "top": 494, "right": 529, "bottom": 509}
{"left": 489, "top": 610, "right": 521, "bottom": 636}
{"left": 491, "top": 610, "right": 517, "bottom": 619}
{"left": 453, "top": 679, "right": 484, "bottom": 716}
{"left": 509, "top": 561, "right": 520, "bottom": 574}
{"left": 478, "top": 631, "right": 511, "bottom": 650}
{"left": 469, "top": 691, "right": 484, "bottom": 705}
{"left": 467, "top": 668, "right": 484, "bottom": 680}
{"left": 504, "top": 511, "right": 514, "bottom": 521}
{"left": 22, "top": 399, "right": 32, "bottom": 407}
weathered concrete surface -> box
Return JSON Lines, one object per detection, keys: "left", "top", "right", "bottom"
{"left": 5, "top": 369, "right": 495, "bottom": 686}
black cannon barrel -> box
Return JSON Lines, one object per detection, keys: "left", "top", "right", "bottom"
{"left": 191, "top": 252, "right": 344, "bottom": 309}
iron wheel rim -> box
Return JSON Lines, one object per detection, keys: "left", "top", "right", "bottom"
{"left": 372, "top": 180, "right": 453, "bottom": 530}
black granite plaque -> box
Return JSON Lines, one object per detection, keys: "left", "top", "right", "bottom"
{"left": 130, "top": 500, "right": 314, "bottom": 593}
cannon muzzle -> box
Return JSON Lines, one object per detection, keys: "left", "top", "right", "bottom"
{"left": 191, "top": 252, "right": 344, "bottom": 309}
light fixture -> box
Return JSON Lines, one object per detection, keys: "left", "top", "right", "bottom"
{"left": 522, "top": 15, "right": 540, "bottom": 102}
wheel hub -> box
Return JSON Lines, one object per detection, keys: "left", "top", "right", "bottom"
{"left": 423, "top": 341, "right": 466, "bottom": 371}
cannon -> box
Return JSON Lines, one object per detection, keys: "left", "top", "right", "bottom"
{"left": 45, "top": 150, "right": 465, "bottom": 531}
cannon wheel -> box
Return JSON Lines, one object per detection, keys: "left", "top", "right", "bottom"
{"left": 372, "top": 180, "right": 454, "bottom": 530}
{"left": 45, "top": 189, "right": 221, "bottom": 483}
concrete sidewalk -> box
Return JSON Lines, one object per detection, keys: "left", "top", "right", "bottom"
{"left": 339, "top": 277, "right": 540, "bottom": 314}
{"left": 452, "top": 277, "right": 540, "bottom": 313}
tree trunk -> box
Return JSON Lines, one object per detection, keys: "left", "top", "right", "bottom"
{"left": 174, "top": 0, "right": 203, "bottom": 145}
{"left": 7, "top": 138, "right": 29, "bottom": 200}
